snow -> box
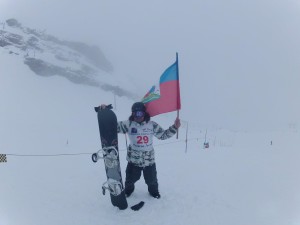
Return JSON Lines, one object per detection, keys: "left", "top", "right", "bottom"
{"left": 1, "top": 52, "right": 300, "bottom": 225}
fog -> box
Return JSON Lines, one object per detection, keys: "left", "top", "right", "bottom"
{"left": 1, "top": 0, "right": 300, "bottom": 130}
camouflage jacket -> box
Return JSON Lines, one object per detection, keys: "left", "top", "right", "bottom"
{"left": 117, "top": 120, "right": 177, "bottom": 167}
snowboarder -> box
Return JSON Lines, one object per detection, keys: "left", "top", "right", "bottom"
{"left": 100, "top": 102, "right": 181, "bottom": 199}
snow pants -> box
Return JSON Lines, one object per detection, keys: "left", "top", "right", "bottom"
{"left": 125, "top": 162, "right": 159, "bottom": 194}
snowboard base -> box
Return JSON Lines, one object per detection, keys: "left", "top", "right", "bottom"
{"left": 94, "top": 105, "right": 145, "bottom": 211}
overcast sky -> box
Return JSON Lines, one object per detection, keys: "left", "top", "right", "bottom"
{"left": 1, "top": 0, "right": 300, "bottom": 130}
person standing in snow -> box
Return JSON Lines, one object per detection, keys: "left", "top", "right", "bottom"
{"left": 100, "top": 102, "right": 181, "bottom": 199}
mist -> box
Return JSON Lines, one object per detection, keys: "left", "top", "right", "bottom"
{"left": 1, "top": 0, "right": 300, "bottom": 130}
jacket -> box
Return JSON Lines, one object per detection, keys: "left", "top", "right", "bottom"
{"left": 117, "top": 120, "right": 177, "bottom": 167}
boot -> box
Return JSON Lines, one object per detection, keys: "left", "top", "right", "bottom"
{"left": 125, "top": 187, "right": 134, "bottom": 197}
{"left": 149, "top": 191, "right": 161, "bottom": 199}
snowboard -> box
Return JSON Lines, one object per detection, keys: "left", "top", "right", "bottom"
{"left": 93, "top": 105, "right": 128, "bottom": 210}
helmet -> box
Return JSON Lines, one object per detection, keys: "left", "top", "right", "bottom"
{"left": 131, "top": 102, "right": 146, "bottom": 112}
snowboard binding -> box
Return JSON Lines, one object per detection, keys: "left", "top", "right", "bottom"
{"left": 92, "top": 147, "right": 119, "bottom": 168}
{"left": 102, "top": 178, "right": 123, "bottom": 196}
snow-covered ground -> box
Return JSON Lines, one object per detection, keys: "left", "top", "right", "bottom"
{"left": 1, "top": 52, "right": 300, "bottom": 225}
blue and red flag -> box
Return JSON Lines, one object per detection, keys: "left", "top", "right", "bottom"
{"left": 141, "top": 53, "right": 181, "bottom": 117}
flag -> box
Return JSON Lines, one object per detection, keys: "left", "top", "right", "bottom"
{"left": 141, "top": 53, "right": 181, "bottom": 117}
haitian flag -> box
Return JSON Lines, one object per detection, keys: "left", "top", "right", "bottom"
{"left": 141, "top": 53, "right": 181, "bottom": 117}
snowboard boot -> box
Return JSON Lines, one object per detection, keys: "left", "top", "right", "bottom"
{"left": 149, "top": 191, "right": 161, "bottom": 199}
{"left": 125, "top": 187, "right": 134, "bottom": 197}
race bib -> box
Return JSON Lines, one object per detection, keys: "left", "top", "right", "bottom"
{"left": 128, "top": 122, "right": 154, "bottom": 151}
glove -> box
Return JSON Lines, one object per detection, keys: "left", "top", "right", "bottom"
{"left": 174, "top": 117, "right": 181, "bottom": 129}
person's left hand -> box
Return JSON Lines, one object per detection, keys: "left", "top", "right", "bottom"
{"left": 174, "top": 117, "right": 181, "bottom": 129}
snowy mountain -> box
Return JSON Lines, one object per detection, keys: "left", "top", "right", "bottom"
{"left": 1, "top": 19, "right": 300, "bottom": 225}
{"left": 0, "top": 18, "right": 136, "bottom": 99}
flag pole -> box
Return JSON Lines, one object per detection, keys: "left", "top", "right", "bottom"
{"left": 176, "top": 52, "right": 180, "bottom": 139}
{"left": 176, "top": 110, "right": 179, "bottom": 139}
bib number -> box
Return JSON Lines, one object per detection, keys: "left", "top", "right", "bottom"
{"left": 137, "top": 136, "right": 149, "bottom": 144}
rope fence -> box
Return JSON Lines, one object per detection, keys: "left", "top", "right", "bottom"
{"left": 1, "top": 138, "right": 205, "bottom": 162}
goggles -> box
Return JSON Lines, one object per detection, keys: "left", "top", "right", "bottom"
{"left": 133, "top": 111, "right": 145, "bottom": 118}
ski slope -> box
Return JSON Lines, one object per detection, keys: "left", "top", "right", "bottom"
{"left": 1, "top": 53, "right": 300, "bottom": 225}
